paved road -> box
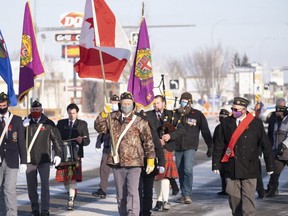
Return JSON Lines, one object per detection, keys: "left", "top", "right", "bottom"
{"left": 14, "top": 117, "right": 288, "bottom": 215}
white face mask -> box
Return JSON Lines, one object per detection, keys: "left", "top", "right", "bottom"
{"left": 121, "top": 104, "right": 134, "bottom": 114}
{"left": 112, "top": 104, "right": 119, "bottom": 111}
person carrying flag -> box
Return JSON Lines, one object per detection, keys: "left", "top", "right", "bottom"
{"left": 95, "top": 92, "right": 155, "bottom": 216}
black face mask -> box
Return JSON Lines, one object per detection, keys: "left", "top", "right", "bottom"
{"left": 277, "top": 116, "right": 283, "bottom": 122}
{"left": 0, "top": 107, "right": 8, "bottom": 115}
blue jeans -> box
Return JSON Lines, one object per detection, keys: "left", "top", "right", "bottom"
{"left": 0, "top": 159, "right": 18, "bottom": 216}
{"left": 175, "top": 149, "right": 196, "bottom": 197}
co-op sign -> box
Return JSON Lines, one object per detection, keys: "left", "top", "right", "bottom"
{"left": 55, "top": 12, "right": 83, "bottom": 43}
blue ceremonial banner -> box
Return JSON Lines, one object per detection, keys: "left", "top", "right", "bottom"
{"left": 0, "top": 30, "right": 17, "bottom": 106}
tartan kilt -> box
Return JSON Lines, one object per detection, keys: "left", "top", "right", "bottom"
{"left": 55, "top": 159, "right": 82, "bottom": 182}
{"left": 155, "top": 150, "right": 178, "bottom": 180}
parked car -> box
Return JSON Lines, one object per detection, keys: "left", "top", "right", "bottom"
{"left": 260, "top": 105, "right": 275, "bottom": 124}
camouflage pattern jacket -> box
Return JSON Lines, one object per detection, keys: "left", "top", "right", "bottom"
{"left": 95, "top": 111, "right": 155, "bottom": 167}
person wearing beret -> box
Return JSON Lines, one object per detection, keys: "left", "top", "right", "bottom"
{"left": 212, "top": 97, "right": 274, "bottom": 216}
{"left": 56, "top": 103, "right": 90, "bottom": 210}
{"left": 0, "top": 92, "right": 26, "bottom": 216}
{"left": 213, "top": 108, "right": 230, "bottom": 196}
{"left": 174, "top": 92, "right": 213, "bottom": 204}
{"left": 92, "top": 95, "right": 119, "bottom": 199}
{"left": 95, "top": 92, "right": 155, "bottom": 216}
{"left": 24, "top": 100, "right": 62, "bottom": 216}
{"left": 265, "top": 99, "right": 288, "bottom": 198}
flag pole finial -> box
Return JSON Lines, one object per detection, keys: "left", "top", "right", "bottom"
{"left": 142, "top": 2, "right": 145, "bottom": 17}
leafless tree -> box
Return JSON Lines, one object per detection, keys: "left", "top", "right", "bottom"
{"left": 183, "top": 44, "right": 231, "bottom": 98}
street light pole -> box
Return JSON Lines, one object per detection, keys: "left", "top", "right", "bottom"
{"left": 211, "top": 19, "right": 227, "bottom": 113}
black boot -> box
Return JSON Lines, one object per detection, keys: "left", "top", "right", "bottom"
{"left": 169, "top": 178, "right": 179, "bottom": 196}
{"left": 153, "top": 201, "right": 163, "bottom": 211}
{"left": 265, "top": 184, "right": 277, "bottom": 198}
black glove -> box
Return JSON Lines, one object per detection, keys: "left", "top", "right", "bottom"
{"left": 278, "top": 143, "right": 287, "bottom": 156}
{"left": 206, "top": 147, "right": 213, "bottom": 158}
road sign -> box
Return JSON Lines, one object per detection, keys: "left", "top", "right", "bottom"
{"left": 130, "top": 32, "right": 138, "bottom": 46}
{"left": 169, "top": 79, "right": 179, "bottom": 89}
{"left": 55, "top": 33, "right": 80, "bottom": 43}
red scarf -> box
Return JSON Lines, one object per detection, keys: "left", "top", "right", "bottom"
{"left": 221, "top": 113, "right": 254, "bottom": 163}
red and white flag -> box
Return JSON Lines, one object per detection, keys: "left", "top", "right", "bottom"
{"left": 74, "top": 0, "right": 131, "bottom": 82}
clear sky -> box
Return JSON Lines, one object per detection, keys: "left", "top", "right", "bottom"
{"left": 1, "top": 0, "right": 288, "bottom": 73}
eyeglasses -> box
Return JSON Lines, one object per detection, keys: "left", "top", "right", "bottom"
{"left": 231, "top": 107, "right": 244, "bottom": 112}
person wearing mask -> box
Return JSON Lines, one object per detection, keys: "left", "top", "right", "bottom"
{"left": 213, "top": 108, "right": 229, "bottom": 195}
{"left": 92, "top": 95, "right": 120, "bottom": 199}
{"left": 95, "top": 92, "right": 155, "bottom": 216}
{"left": 212, "top": 97, "right": 274, "bottom": 216}
{"left": 0, "top": 92, "right": 26, "bottom": 216}
{"left": 174, "top": 92, "right": 213, "bottom": 204}
{"left": 24, "top": 100, "right": 62, "bottom": 216}
{"left": 56, "top": 103, "right": 90, "bottom": 210}
{"left": 265, "top": 100, "right": 288, "bottom": 197}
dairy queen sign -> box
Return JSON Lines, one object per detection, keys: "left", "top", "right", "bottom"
{"left": 59, "top": 12, "right": 84, "bottom": 28}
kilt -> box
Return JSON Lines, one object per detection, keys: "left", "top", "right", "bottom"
{"left": 56, "top": 159, "right": 82, "bottom": 182}
{"left": 155, "top": 149, "right": 178, "bottom": 180}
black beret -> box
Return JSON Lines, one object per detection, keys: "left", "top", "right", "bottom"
{"left": 31, "top": 100, "right": 42, "bottom": 108}
{"left": 110, "top": 94, "right": 120, "bottom": 101}
{"left": 219, "top": 109, "right": 229, "bottom": 116}
{"left": 120, "top": 92, "right": 134, "bottom": 101}
{"left": 233, "top": 97, "right": 249, "bottom": 107}
{"left": 0, "top": 92, "right": 9, "bottom": 103}
{"left": 275, "top": 105, "right": 287, "bottom": 112}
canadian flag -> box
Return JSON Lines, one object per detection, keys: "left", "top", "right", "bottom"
{"left": 74, "top": 0, "right": 131, "bottom": 82}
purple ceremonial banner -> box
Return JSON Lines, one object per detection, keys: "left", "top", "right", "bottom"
{"left": 18, "top": 2, "right": 44, "bottom": 102}
{"left": 128, "top": 18, "right": 154, "bottom": 108}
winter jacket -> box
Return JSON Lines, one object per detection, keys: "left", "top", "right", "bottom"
{"left": 212, "top": 113, "right": 274, "bottom": 179}
{"left": 95, "top": 111, "right": 155, "bottom": 167}
{"left": 174, "top": 108, "right": 213, "bottom": 151}
{"left": 26, "top": 114, "right": 62, "bottom": 165}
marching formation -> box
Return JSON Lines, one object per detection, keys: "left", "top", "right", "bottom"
{"left": 0, "top": 1, "right": 286, "bottom": 216}
{"left": 2, "top": 90, "right": 285, "bottom": 216}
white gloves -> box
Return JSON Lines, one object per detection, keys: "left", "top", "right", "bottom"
{"left": 282, "top": 142, "right": 288, "bottom": 148}
{"left": 23, "top": 118, "right": 30, "bottom": 127}
{"left": 95, "top": 148, "right": 102, "bottom": 153}
{"left": 158, "top": 166, "right": 165, "bottom": 174}
{"left": 19, "top": 164, "right": 27, "bottom": 174}
{"left": 53, "top": 156, "right": 61, "bottom": 166}
{"left": 213, "top": 170, "right": 220, "bottom": 174}
{"left": 267, "top": 171, "right": 274, "bottom": 175}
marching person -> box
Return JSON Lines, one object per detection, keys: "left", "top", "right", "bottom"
{"left": 0, "top": 92, "right": 27, "bottom": 216}
{"left": 95, "top": 92, "right": 155, "bottom": 216}
{"left": 266, "top": 100, "right": 288, "bottom": 197}
{"left": 56, "top": 103, "right": 90, "bottom": 210}
{"left": 145, "top": 95, "right": 182, "bottom": 212}
{"left": 138, "top": 96, "right": 166, "bottom": 216}
{"left": 212, "top": 97, "right": 274, "bottom": 216}
{"left": 24, "top": 100, "right": 62, "bottom": 216}
{"left": 174, "top": 92, "right": 213, "bottom": 204}
{"left": 92, "top": 95, "right": 119, "bottom": 199}
{"left": 213, "top": 108, "right": 230, "bottom": 195}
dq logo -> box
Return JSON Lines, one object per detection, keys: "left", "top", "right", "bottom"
{"left": 60, "top": 12, "right": 84, "bottom": 28}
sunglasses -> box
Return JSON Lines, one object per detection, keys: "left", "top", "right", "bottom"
{"left": 231, "top": 107, "right": 245, "bottom": 112}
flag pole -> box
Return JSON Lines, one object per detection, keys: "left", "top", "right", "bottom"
{"left": 90, "top": 0, "right": 117, "bottom": 160}
{"left": 25, "top": 93, "right": 29, "bottom": 161}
